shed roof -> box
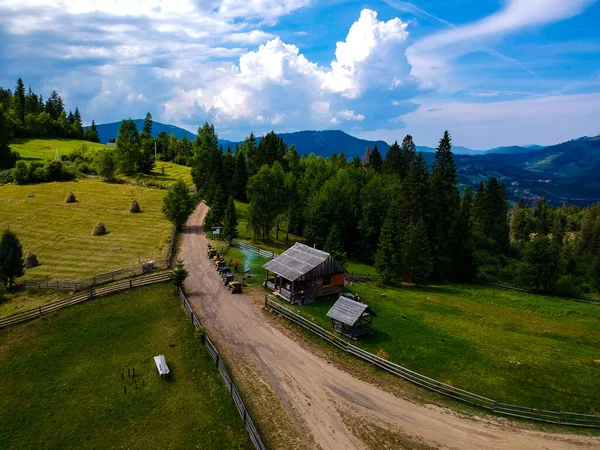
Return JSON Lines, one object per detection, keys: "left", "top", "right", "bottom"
{"left": 326, "top": 296, "right": 370, "bottom": 326}
{"left": 263, "top": 243, "right": 333, "bottom": 281}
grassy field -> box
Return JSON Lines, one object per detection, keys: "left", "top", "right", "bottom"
{"left": 0, "top": 177, "right": 172, "bottom": 281}
{"left": 271, "top": 281, "right": 600, "bottom": 415}
{"left": 8, "top": 138, "right": 193, "bottom": 187}
{"left": 0, "top": 283, "right": 250, "bottom": 449}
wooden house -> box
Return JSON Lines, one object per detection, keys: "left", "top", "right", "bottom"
{"left": 263, "top": 243, "right": 344, "bottom": 303}
{"left": 326, "top": 295, "right": 375, "bottom": 339}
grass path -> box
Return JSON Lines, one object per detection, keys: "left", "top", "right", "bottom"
{"left": 0, "top": 283, "right": 250, "bottom": 449}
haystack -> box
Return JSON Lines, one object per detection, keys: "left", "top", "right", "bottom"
{"left": 129, "top": 200, "right": 141, "bottom": 213}
{"left": 25, "top": 252, "right": 39, "bottom": 268}
{"left": 65, "top": 192, "right": 77, "bottom": 203}
{"left": 92, "top": 221, "right": 107, "bottom": 236}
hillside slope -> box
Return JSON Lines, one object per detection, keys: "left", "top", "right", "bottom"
{"left": 90, "top": 120, "right": 196, "bottom": 143}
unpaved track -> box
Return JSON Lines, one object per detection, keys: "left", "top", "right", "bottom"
{"left": 182, "top": 203, "right": 598, "bottom": 450}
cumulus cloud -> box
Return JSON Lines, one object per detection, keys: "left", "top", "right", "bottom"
{"left": 163, "top": 9, "right": 412, "bottom": 134}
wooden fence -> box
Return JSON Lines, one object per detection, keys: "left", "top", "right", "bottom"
{"left": 0, "top": 272, "right": 171, "bottom": 330}
{"left": 23, "top": 261, "right": 169, "bottom": 292}
{"left": 232, "top": 242, "right": 277, "bottom": 260}
{"left": 265, "top": 297, "right": 600, "bottom": 429}
{"left": 176, "top": 288, "right": 267, "bottom": 450}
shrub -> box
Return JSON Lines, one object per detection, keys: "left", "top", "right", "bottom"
{"left": 13, "top": 161, "right": 29, "bottom": 184}
{"left": 0, "top": 169, "right": 13, "bottom": 184}
{"left": 32, "top": 166, "right": 47, "bottom": 183}
{"left": 553, "top": 275, "right": 583, "bottom": 299}
{"left": 46, "top": 160, "right": 63, "bottom": 181}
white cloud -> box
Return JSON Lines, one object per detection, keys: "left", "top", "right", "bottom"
{"left": 392, "top": 92, "right": 600, "bottom": 148}
{"left": 163, "top": 9, "right": 411, "bottom": 134}
{"left": 405, "top": 0, "right": 596, "bottom": 90}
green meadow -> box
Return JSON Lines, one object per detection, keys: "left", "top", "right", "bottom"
{"left": 0, "top": 283, "right": 250, "bottom": 449}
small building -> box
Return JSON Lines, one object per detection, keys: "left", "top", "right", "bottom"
{"left": 326, "top": 295, "right": 376, "bottom": 339}
{"left": 263, "top": 243, "right": 344, "bottom": 303}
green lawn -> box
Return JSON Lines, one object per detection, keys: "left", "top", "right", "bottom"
{"left": 272, "top": 281, "right": 600, "bottom": 415}
{"left": 9, "top": 138, "right": 193, "bottom": 187}
{"left": 9, "top": 138, "right": 107, "bottom": 161}
{"left": 0, "top": 177, "right": 172, "bottom": 281}
{"left": 0, "top": 283, "right": 249, "bottom": 449}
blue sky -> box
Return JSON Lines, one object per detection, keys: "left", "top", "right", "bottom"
{"left": 1, "top": 0, "right": 599, "bottom": 149}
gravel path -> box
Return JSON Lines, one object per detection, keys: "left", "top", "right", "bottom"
{"left": 181, "top": 203, "right": 599, "bottom": 450}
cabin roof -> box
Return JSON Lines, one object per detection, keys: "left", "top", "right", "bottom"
{"left": 326, "top": 296, "right": 370, "bottom": 326}
{"left": 263, "top": 243, "right": 334, "bottom": 281}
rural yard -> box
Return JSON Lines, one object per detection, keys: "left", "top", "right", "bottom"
{"left": 181, "top": 203, "right": 600, "bottom": 450}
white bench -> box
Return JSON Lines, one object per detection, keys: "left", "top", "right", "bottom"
{"left": 154, "top": 355, "right": 170, "bottom": 379}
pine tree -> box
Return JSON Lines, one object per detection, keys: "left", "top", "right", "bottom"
{"left": 142, "top": 112, "right": 153, "bottom": 137}
{"left": 232, "top": 151, "right": 248, "bottom": 201}
{"left": 429, "top": 130, "right": 459, "bottom": 279}
{"left": 222, "top": 197, "right": 239, "bottom": 243}
{"left": 191, "top": 123, "right": 222, "bottom": 200}
{"left": 13, "top": 78, "right": 25, "bottom": 123}
{"left": 324, "top": 224, "right": 347, "bottom": 265}
{"left": 382, "top": 140, "right": 401, "bottom": 175}
{"left": 510, "top": 199, "right": 527, "bottom": 241}
{"left": 171, "top": 259, "right": 189, "bottom": 290}
{"left": 362, "top": 145, "right": 372, "bottom": 170}
{"left": 519, "top": 235, "right": 560, "bottom": 291}
{"left": 86, "top": 120, "right": 100, "bottom": 143}
{"left": 535, "top": 198, "right": 550, "bottom": 234}
{"left": 450, "top": 187, "right": 476, "bottom": 281}
{"left": 404, "top": 220, "right": 433, "bottom": 285}
{"left": 375, "top": 203, "right": 403, "bottom": 284}
{"left": 402, "top": 152, "right": 429, "bottom": 227}
{"left": 369, "top": 145, "right": 383, "bottom": 172}
{"left": 399, "top": 135, "right": 416, "bottom": 178}
{"left": 0, "top": 229, "right": 25, "bottom": 290}
{"left": 0, "top": 105, "right": 18, "bottom": 170}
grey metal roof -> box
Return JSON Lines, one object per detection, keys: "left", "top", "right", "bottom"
{"left": 326, "top": 296, "right": 369, "bottom": 326}
{"left": 262, "top": 243, "right": 331, "bottom": 281}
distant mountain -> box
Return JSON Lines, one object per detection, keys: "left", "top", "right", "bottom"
{"left": 416, "top": 145, "right": 483, "bottom": 155}
{"left": 455, "top": 135, "right": 600, "bottom": 205}
{"left": 224, "top": 130, "right": 390, "bottom": 158}
{"left": 89, "top": 120, "right": 196, "bottom": 143}
{"left": 485, "top": 145, "right": 545, "bottom": 155}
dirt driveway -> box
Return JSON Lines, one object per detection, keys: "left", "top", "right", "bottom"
{"left": 181, "top": 203, "right": 599, "bottom": 450}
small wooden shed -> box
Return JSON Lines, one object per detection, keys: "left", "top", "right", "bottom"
{"left": 326, "top": 295, "right": 375, "bottom": 339}
{"left": 263, "top": 243, "right": 344, "bottom": 304}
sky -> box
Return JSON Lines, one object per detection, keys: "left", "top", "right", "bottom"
{"left": 1, "top": 0, "right": 599, "bottom": 149}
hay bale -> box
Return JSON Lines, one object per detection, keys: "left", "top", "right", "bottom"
{"left": 65, "top": 192, "right": 76, "bottom": 203}
{"left": 25, "top": 253, "right": 39, "bottom": 268}
{"left": 129, "top": 200, "right": 141, "bottom": 213}
{"left": 92, "top": 221, "right": 107, "bottom": 236}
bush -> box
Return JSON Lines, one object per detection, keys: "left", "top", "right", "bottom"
{"left": 13, "top": 161, "right": 29, "bottom": 184}
{"left": 0, "top": 169, "right": 13, "bottom": 184}
{"left": 46, "top": 160, "right": 63, "bottom": 181}
{"left": 553, "top": 275, "right": 584, "bottom": 299}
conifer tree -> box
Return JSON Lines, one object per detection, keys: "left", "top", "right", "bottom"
{"left": 324, "top": 224, "right": 347, "bottom": 265}
{"left": 375, "top": 203, "right": 403, "bottom": 284}
{"left": 510, "top": 198, "right": 527, "bottom": 241}
{"left": 13, "top": 78, "right": 25, "bottom": 123}
{"left": 222, "top": 197, "right": 239, "bottom": 243}
{"left": 429, "top": 130, "right": 459, "bottom": 278}
{"left": 382, "top": 140, "right": 401, "bottom": 175}
{"left": 171, "top": 259, "right": 189, "bottom": 290}
{"left": 450, "top": 187, "right": 476, "bottom": 281}
{"left": 399, "top": 134, "right": 416, "bottom": 178}
{"left": 362, "top": 145, "right": 371, "bottom": 170}
{"left": 142, "top": 112, "right": 153, "bottom": 136}
{"left": 369, "top": 145, "right": 383, "bottom": 172}
{"left": 402, "top": 152, "right": 430, "bottom": 227}
{"left": 232, "top": 151, "right": 248, "bottom": 201}
{"left": 0, "top": 229, "right": 25, "bottom": 290}
{"left": 162, "top": 180, "right": 194, "bottom": 229}
{"left": 404, "top": 220, "right": 433, "bottom": 285}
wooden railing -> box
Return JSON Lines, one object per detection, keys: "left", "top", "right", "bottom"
{"left": 0, "top": 272, "right": 171, "bottom": 330}
{"left": 177, "top": 288, "right": 267, "bottom": 450}
{"left": 265, "top": 297, "right": 600, "bottom": 429}
{"left": 232, "top": 242, "right": 277, "bottom": 259}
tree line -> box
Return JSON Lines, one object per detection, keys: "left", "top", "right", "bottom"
{"left": 189, "top": 123, "right": 600, "bottom": 297}
{"left": 0, "top": 78, "right": 101, "bottom": 170}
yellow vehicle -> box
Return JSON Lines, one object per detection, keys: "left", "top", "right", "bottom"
{"left": 228, "top": 281, "right": 242, "bottom": 294}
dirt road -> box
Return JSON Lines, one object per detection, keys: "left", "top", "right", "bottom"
{"left": 181, "top": 203, "right": 598, "bottom": 449}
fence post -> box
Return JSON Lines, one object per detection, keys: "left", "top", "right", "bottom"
{"left": 216, "top": 353, "right": 220, "bottom": 368}
{"left": 243, "top": 409, "right": 248, "bottom": 427}
{"left": 39, "top": 306, "right": 43, "bottom": 317}
{"left": 129, "top": 279, "right": 133, "bottom": 289}
{"left": 493, "top": 401, "right": 497, "bottom": 412}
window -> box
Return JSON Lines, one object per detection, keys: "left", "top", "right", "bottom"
{"left": 323, "top": 275, "right": 332, "bottom": 286}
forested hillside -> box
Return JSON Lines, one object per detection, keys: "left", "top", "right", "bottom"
{"left": 190, "top": 124, "right": 600, "bottom": 299}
